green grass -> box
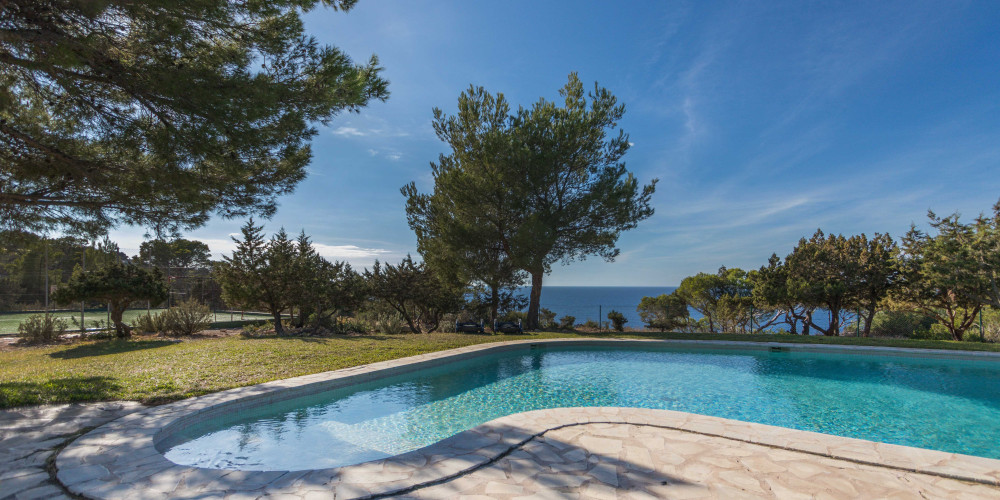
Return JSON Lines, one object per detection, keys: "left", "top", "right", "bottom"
{"left": 1, "top": 330, "right": 998, "bottom": 409}
{"left": 0, "top": 309, "right": 273, "bottom": 335}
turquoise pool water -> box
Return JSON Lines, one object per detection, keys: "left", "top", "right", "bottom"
{"left": 162, "top": 345, "right": 1000, "bottom": 471}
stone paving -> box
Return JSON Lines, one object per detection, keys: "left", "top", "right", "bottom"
{"left": 0, "top": 402, "right": 144, "bottom": 500}
{"left": 406, "top": 422, "right": 1000, "bottom": 499}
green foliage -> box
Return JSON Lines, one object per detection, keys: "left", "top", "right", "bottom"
{"left": 131, "top": 312, "right": 166, "bottom": 334}
{"left": 582, "top": 319, "right": 600, "bottom": 330}
{"left": 558, "top": 315, "right": 576, "bottom": 330}
{"left": 675, "top": 267, "right": 752, "bottom": 333}
{"left": 51, "top": 263, "right": 168, "bottom": 338}
{"left": 782, "top": 230, "right": 898, "bottom": 336}
{"left": 289, "top": 231, "right": 368, "bottom": 329}
{"left": 897, "top": 214, "right": 987, "bottom": 341}
{"left": 17, "top": 313, "right": 67, "bottom": 344}
{"left": 160, "top": 300, "right": 212, "bottom": 336}
{"left": 364, "top": 255, "right": 466, "bottom": 333}
{"left": 240, "top": 321, "right": 275, "bottom": 338}
{"left": 637, "top": 293, "right": 689, "bottom": 332}
{"left": 538, "top": 308, "right": 558, "bottom": 330}
{"left": 870, "top": 309, "right": 935, "bottom": 338}
{"left": 371, "top": 311, "right": 405, "bottom": 334}
{"left": 137, "top": 239, "right": 211, "bottom": 271}
{"left": 402, "top": 85, "right": 525, "bottom": 324}
{"left": 405, "top": 73, "right": 657, "bottom": 329}
{"left": 607, "top": 310, "right": 627, "bottom": 332}
{"left": 1, "top": 0, "right": 389, "bottom": 234}
{"left": 215, "top": 221, "right": 360, "bottom": 335}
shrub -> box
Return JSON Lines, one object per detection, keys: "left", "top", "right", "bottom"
{"left": 870, "top": 310, "right": 934, "bottom": 338}
{"left": 582, "top": 319, "right": 600, "bottom": 330}
{"left": 538, "top": 308, "right": 557, "bottom": 330}
{"left": 241, "top": 321, "right": 274, "bottom": 338}
{"left": 637, "top": 293, "right": 689, "bottom": 332}
{"left": 337, "top": 317, "right": 371, "bottom": 334}
{"left": 501, "top": 310, "right": 527, "bottom": 322}
{"left": 558, "top": 315, "right": 576, "bottom": 330}
{"left": 607, "top": 310, "right": 627, "bottom": 332}
{"left": 912, "top": 323, "right": 953, "bottom": 341}
{"left": 132, "top": 312, "right": 166, "bottom": 334}
{"left": 369, "top": 311, "right": 403, "bottom": 334}
{"left": 160, "top": 300, "right": 212, "bottom": 336}
{"left": 18, "top": 313, "right": 67, "bottom": 344}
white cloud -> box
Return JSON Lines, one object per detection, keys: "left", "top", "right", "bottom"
{"left": 312, "top": 243, "right": 391, "bottom": 260}
{"left": 332, "top": 126, "right": 367, "bottom": 137}
{"left": 367, "top": 148, "right": 403, "bottom": 161}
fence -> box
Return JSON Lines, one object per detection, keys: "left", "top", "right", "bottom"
{"left": 0, "top": 309, "right": 273, "bottom": 336}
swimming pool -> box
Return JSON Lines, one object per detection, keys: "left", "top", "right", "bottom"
{"left": 161, "top": 344, "right": 1000, "bottom": 471}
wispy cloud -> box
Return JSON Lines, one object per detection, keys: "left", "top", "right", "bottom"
{"left": 332, "top": 126, "right": 368, "bottom": 137}
{"left": 312, "top": 243, "right": 391, "bottom": 260}
{"left": 330, "top": 117, "right": 415, "bottom": 139}
{"left": 367, "top": 148, "right": 403, "bottom": 161}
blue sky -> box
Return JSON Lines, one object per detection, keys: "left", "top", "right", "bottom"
{"left": 113, "top": 0, "right": 1000, "bottom": 286}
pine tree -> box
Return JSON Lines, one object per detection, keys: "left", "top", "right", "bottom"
{"left": 1, "top": 0, "right": 389, "bottom": 234}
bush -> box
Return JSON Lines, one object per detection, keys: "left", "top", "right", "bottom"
{"left": 365, "top": 311, "right": 401, "bottom": 334}
{"left": 501, "top": 310, "right": 527, "bottom": 322}
{"left": 160, "top": 300, "right": 212, "bottom": 336}
{"left": 582, "top": 319, "right": 600, "bottom": 330}
{"left": 18, "top": 313, "right": 67, "bottom": 344}
{"left": 337, "top": 317, "right": 371, "bottom": 334}
{"left": 132, "top": 312, "right": 166, "bottom": 334}
{"left": 241, "top": 321, "right": 274, "bottom": 338}
{"left": 607, "top": 310, "right": 627, "bottom": 332}
{"left": 538, "top": 308, "right": 557, "bottom": 329}
{"left": 870, "top": 310, "right": 934, "bottom": 338}
{"left": 912, "top": 323, "right": 953, "bottom": 341}
{"left": 558, "top": 315, "right": 576, "bottom": 330}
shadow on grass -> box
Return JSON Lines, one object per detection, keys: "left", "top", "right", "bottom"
{"left": 48, "top": 339, "right": 179, "bottom": 359}
{"left": 0, "top": 376, "right": 121, "bottom": 409}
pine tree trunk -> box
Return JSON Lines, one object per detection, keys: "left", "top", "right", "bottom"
{"left": 863, "top": 307, "right": 875, "bottom": 337}
{"left": 526, "top": 271, "right": 543, "bottom": 330}
{"left": 110, "top": 301, "right": 130, "bottom": 338}
{"left": 272, "top": 310, "right": 285, "bottom": 335}
{"left": 490, "top": 285, "right": 500, "bottom": 325}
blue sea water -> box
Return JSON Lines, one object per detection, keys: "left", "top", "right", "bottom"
{"left": 517, "top": 285, "right": 677, "bottom": 325}
{"left": 163, "top": 344, "right": 1000, "bottom": 471}
{"left": 520, "top": 285, "right": 834, "bottom": 333}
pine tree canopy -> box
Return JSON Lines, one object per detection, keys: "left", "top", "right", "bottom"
{"left": 0, "top": 0, "right": 389, "bottom": 234}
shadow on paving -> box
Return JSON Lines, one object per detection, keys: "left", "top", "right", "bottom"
{"left": 0, "top": 376, "right": 121, "bottom": 409}
{"left": 48, "top": 339, "right": 178, "bottom": 359}
{"left": 284, "top": 424, "right": 699, "bottom": 498}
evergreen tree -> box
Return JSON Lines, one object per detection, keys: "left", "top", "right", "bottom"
{"left": 365, "top": 256, "right": 465, "bottom": 333}
{"left": 897, "top": 217, "right": 986, "bottom": 340}
{"left": 1, "top": 0, "right": 389, "bottom": 234}
{"left": 636, "top": 293, "right": 689, "bottom": 332}
{"left": 52, "top": 263, "right": 167, "bottom": 338}
{"left": 405, "top": 73, "right": 656, "bottom": 329}
{"left": 214, "top": 220, "right": 298, "bottom": 335}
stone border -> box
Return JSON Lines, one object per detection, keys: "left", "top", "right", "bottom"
{"left": 55, "top": 339, "right": 1000, "bottom": 499}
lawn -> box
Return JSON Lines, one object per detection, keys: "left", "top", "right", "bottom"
{"left": 2, "top": 331, "right": 998, "bottom": 409}
{"left": 0, "top": 309, "right": 273, "bottom": 335}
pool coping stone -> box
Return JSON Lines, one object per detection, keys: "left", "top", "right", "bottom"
{"left": 55, "top": 338, "right": 1000, "bottom": 499}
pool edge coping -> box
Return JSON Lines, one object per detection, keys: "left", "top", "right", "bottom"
{"left": 55, "top": 338, "right": 1000, "bottom": 499}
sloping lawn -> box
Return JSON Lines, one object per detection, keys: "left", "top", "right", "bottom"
{"left": 2, "top": 331, "right": 998, "bottom": 409}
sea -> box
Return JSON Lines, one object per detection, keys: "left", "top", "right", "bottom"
{"left": 515, "top": 286, "right": 676, "bottom": 326}
{"left": 516, "top": 285, "right": 834, "bottom": 333}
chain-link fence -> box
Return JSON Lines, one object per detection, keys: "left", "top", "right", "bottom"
{"left": 0, "top": 309, "right": 272, "bottom": 335}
